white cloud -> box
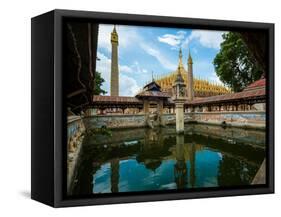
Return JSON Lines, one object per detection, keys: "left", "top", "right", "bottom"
{"left": 120, "top": 74, "right": 141, "bottom": 96}
{"left": 177, "top": 30, "right": 187, "bottom": 36}
{"left": 140, "top": 43, "right": 176, "bottom": 70}
{"left": 209, "top": 72, "right": 223, "bottom": 85}
{"left": 96, "top": 51, "right": 141, "bottom": 96}
{"left": 96, "top": 52, "right": 111, "bottom": 79}
{"left": 133, "top": 61, "right": 141, "bottom": 74}
{"left": 187, "top": 30, "right": 226, "bottom": 49}
{"left": 142, "top": 69, "right": 148, "bottom": 73}
{"left": 158, "top": 31, "right": 186, "bottom": 48}
{"left": 97, "top": 24, "right": 141, "bottom": 52}
{"left": 119, "top": 65, "right": 133, "bottom": 73}
{"left": 96, "top": 52, "right": 111, "bottom": 94}
{"left": 97, "top": 25, "right": 112, "bottom": 52}
{"left": 158, "top": 29, "right": 225, "bottom": 50}
{"left": 192, "top": 60, "right": 224, "bottom": 85}
{"left": 182, "top": 37, "right": 191, "bottom": 49}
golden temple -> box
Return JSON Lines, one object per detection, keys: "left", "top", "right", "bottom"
{"left": 109, "top": 24, "right": 230, "bottom": 98}
{"left": 155, "top": 49, "right": 231, "bottom": 98}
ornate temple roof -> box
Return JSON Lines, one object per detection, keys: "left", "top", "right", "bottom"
{"left": 156, "top": 72, "right": 230, "bottom": 97}
{"left": 143, "top": 80, "right": 161, "bottom": 92}
{"left": 136, "top": 80, "right": 171, "bottom": 99}
{"left": 154, "top": 49, "right": 230, "bottom": 97}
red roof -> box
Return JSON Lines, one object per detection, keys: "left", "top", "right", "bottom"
{"left": 93, "top": 95, "right": 142, "bottom": 104}
{"left": 93, "top": 79, "right": 266, "bottom": 106}
{"left": 189, "top": 88, "right": 265, "bottom": 105}
{"left": 243, "top": 78, "right": 266, "bottom": 91}
{"left": 189, "top": 78, "right": 266, "bottom": 106}
{"left": 136, "top": 91, "right": 170, "bottom": 98}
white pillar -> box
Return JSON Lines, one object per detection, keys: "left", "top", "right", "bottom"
{"left": 175, "top": 102, "right": 184, "bottom": 133}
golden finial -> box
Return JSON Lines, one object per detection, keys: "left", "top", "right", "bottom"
{"left": 113, "top": 25, "right": 117, "bottom": 33}
{"left": 179, "top": 47, "right": 183, "bottom": 59}
{"left": 178, "top": 47, "right": 184, "bottom": 72}
{"left": 111, "top": 24, "right": 118, "bottom": 44}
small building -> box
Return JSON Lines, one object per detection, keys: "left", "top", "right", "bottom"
{"left": 135, "top": 80, "right": 170, "bottom": 128}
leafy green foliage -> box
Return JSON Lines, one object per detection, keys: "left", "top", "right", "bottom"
{"left": 93, "top": 71, "right": 107, "bottom": 95}
{"left": 213, "top": 32, "right": 263, "bottom": 92}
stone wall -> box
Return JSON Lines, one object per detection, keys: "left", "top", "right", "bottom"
{"left": 84, "top": 124, "right": 265, "bottom": 147}
{"left": 162, "top": 113, "right": 192, "bottom": 125}
{"left": 67, "top": 116, "right": 85, "bottom": 193}
{"left": 162, "top": 111, "right": 265, "bottom": 129}
{"left": 84, "top": 111, "right": 265, "bottom": 130}
{"left": 191, "top": 111, "right": 265, "bottom": 129}
{"left": 185, "top": 124, "right": 265, "bottom": 146}
{"left": 83, "top": 114, "right": 146, "bottom": 129}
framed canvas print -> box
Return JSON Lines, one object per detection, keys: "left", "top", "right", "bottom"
{"left": 31, "top": 9, "right": 274, "bottom": 207}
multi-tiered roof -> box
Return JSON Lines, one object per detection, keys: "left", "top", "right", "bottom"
{"left": 155, "top": 49, "right": 230, "bottom": 97}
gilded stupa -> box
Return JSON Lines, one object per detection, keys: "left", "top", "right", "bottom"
{"left": 155, "top": 48, "right": 230, "bottom": 98}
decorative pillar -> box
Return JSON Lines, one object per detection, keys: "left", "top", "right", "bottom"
{"left": 110, "top": 25, "right": 119, "bottom": 96}
{"left": 173, "top": 56, "right": 187, "bottom": 134}
{"left": 175, "top": 103, "right": 185, "bottom": 133}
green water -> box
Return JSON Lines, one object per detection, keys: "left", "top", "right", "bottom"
{"left": 70, "top": 124, "right": 265, "bottom": 196}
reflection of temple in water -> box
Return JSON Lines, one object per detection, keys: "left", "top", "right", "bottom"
{"left": 174, "top": 134, "right": 198, "bottom": 189}
{"left": 174, "top": 134, "right": 187, "bottom": 189}
{"left": 101, "top": 129, "right": 201, "bottom": 192}
{"left": 70, "top": 125, "right": 265, "bottom": 195}
{"left": 137, "top": 128, "right": 166, "bottom": 171}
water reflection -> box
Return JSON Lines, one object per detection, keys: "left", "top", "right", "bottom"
{"left": 71, "top": 124, "right": 265, "bottom": 196}
{"left": 110, "top": 159, "right": 119, "bottom": 193}
{"left": 174, "top": 134, "right": 187, "bottom": 189}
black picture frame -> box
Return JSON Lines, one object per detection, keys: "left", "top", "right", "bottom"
{"left": 31, "top": 9, "right": 274, "bottom": 207}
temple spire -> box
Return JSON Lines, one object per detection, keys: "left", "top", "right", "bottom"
{"left": 110, "top": 25, "right": 119, "bottom": 96}
{"left": 111, "top": 25, "right": 118, "bottom": 44}
{"left": 187, "top": 48, "right": 194, "bottom": 101}
{"left": 188, "top": 48, "right": 193, "bottom": 64}
{"left": 179, "top": 47, "right": 183, "bottom": 59}
{"left": 178, "top": 47, "right": 184, "bottom": 74}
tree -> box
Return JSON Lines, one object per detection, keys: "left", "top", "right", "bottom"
{"left": 213, "top": 32, "right": 263, "bottom": 92}
{"left": 93, "top": 71, "right": 107, "bottom": 95}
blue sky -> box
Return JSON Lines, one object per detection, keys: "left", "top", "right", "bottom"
{"left": 96, "top": 24, "right": 227, "bottom": 96}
